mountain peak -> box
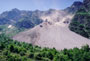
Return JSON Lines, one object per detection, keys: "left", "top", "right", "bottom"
{"left": 64, "top": 1, "right": 83, "bottom": 13}
{"left": 12, "top": 8, "right": 20, "bottom": 12}
{"left": 48, "top": 9, "right": 57, "bottom": 11}
{"left": 71, "top": 1, "right": 83, "bottom": 7}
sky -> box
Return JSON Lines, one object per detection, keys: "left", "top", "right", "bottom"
{"left": 0, "top": 0, "right": 83, "bottom": 13}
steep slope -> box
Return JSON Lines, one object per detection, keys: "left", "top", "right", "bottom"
{"left": 69, "top": 0, "right": 90, "bottom": 38}
{"left": 0, "top": 1, "right": 83, "bottom": 37}
{"left": 0, "top": 8, "right": 42, "bottom": 25}
{"left": 13, "top": 1, "right": 90, "bottom": 50}
{"left": 13, "top": 11, "right": 90, "bottom": 50}
{"left": 0, "top": 9, "right": 43, "bottom": 36}
{"left": 83, "top": 0, "right": 90, "bottom": 11}
{"left": 64, "top": 1, "right": 83, "bottom": 13}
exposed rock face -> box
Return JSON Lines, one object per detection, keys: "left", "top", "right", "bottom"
{"left": 0, "top": 1, "right": 83, "bottom": 29}
{"left": 13, "top": 10, "right": 73, "bottom": 43}
{"left": 13, "top": 1, "right": 90, "bottom": 50}
{"left": 13, "top": 11, "right": 90, "bottom": 50}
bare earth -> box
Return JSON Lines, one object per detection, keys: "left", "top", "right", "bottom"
{"left": 13, "top": 11, "right": 90, "bottom": 50}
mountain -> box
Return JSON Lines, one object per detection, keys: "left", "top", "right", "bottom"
{"left": 69, "top": 0, "right": 90, "bottom": 38}
{"left": 13, "top": 1, "right": 90, "bottom": 50}
{"left": 0, "top": 9, "right": 43, "bottom": 36}
{"left": 0, "top": 0, "right": 84, "bottom": 37}
{"left": 83, "top": 0, "right": 90, "bottom": 11}
{"left": 0, "top": 8, "right": 43, "bottom": 28}
{"left": 64, "top": 1, "right": 83, "bottom": 13}
{"left": 0, "top": 1, "right": 82, "bottom": 37}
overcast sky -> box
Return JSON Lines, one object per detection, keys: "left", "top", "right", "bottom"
{"left": 0, "top": 0, "right": 83, "bottom": 13}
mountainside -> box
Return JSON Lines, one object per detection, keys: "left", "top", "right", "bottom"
{"left": 0, "top": 1, "right": 83, "bottom": 37}
{"left": 13, "top": 1, "right": 90, "bottom": 50}
{"left": 64, "top": 1, "right": 83, "bottom": 13}
{"left": 13, "top": 13, "right": 90, "bottom": 50}
{"left": 0, "top": 8, "right": 44, "bottom": 28}
{"left": 1, "top": 0, "right": 90, "bottom": 61}
{"left": 0, "top": 9, "right": 69, "bottom": 37}
{"left": 0, "top": 9, "right": 43, "bottom": 36}
{"left": 69, "top": 0, "right": 90, "bottom": 38}
{"left": 84, "top": 0, "right": 90, "bottom": 11}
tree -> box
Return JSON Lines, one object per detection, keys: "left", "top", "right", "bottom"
{"left": 20, "top": 51, "right": 25, "bottom": 56}
{"left": 34, "top": 53, "right": 42, "bottom": 60}
{"left": 9, "top": 45, "right": 14, "bottom": 52}
{"left": 0, "top": 43, "right": 5, "bottom": 50}
{"left": 28, "top": 52, "right": 34, "bottom": 58}
{"left": 81, "top": 45, "right": 90, "bottom": 52}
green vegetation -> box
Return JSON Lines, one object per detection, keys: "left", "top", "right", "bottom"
{"left": 69, "top": 8, "right": 90, "bottom": 38}
{"left": 0, "top": 25, "right": 7, "bottom": 31}
{"left": 15, "top": 17, "right": 43, "bottom": 29}
{"left": 76, "top": 12, "right": 90, "bottom": 15}
{"left": 0, "top": 34, "right": 90, "bottom": 61}
{"left": 0, "top": 9, "right": 43, "bottom": 37}
{"left": 0, "top": 25, "right": 24, "bottom": 37}
{"left": 0, "top": 8, "right": 43, "bottom": 30}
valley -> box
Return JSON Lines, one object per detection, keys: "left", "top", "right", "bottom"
{"left": 0, "top": 0, "right": 90, "bottom": 61}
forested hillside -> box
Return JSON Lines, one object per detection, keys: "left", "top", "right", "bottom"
{"left": 69, "top": 0, "right": 90, "bottom": 38}
{"left": 0, "top": 34, "right": 90, "bottom": 61}
{"left": 0, "top": 9, "right": 43, "bottom": 37}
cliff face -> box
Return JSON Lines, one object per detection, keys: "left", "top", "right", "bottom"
{"left": 69, "top": 0, "right": 90, "bottom": 38}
